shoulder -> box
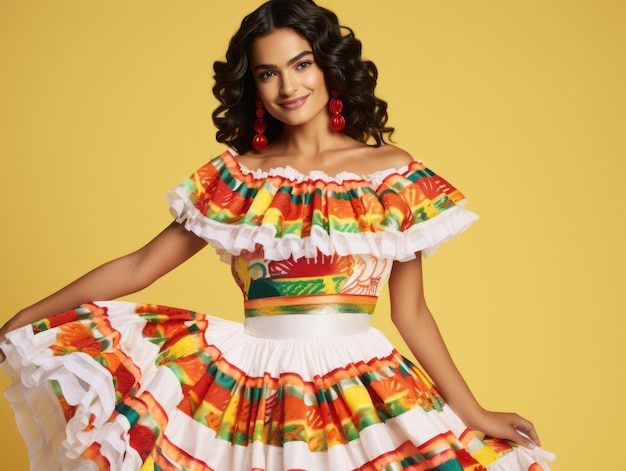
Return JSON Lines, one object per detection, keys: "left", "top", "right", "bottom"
{"left": 232, "top": 152, "right": 264, "bottom": 171}
{"left": 353, "top": 144, "right": 415, "bottom": 175}
{"left": 372, "top": 145, "right": 414, "bottom": 168}
{"left": 221, "top": 144, "right": 417, "bottom": 178}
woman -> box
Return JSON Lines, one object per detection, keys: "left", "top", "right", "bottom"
{"left": 0, "top": 0, "right": 554, "bottom": 469}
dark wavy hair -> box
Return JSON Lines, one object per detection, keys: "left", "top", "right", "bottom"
{"left": 212, "top": 0, "right": 394, "bottom": 154}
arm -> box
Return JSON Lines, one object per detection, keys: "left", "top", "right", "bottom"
{"left": 388, "top": 256, "right": 541, "bottom": 449}
{"left": 0, "top": 221, "right": 207, "bottom": 342}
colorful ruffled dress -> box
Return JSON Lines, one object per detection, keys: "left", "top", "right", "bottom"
{"left": 1, "top": 148, "right": 554, "bottom": 470}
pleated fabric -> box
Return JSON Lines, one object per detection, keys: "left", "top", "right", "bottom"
{"left": 2, "top": 303, "right": 554, "bottom": 470}
{"left": 166, "top": 148, "right": 479, "bottom": 262}
{"left": 1, "top": 149, "right": 554, "bottom": 470}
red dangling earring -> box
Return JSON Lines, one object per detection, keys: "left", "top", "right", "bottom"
{"left": 252, "top": 98, "right": 268, "bottom": 151}
{"left": 329, "top": 89, "right": 345, "bottom": 132}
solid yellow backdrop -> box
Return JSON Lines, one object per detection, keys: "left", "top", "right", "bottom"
{"left": 1, "top": 1, "right": 624, "bottom": 469}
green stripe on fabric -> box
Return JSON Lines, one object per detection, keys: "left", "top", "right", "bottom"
{"left": 115, "top": 402, "right": 140, "bottom": 427}
{"left": 245, "top": 302, "right": 375, "bottom": 317}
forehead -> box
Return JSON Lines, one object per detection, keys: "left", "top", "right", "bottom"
{"left": 250, "top": 28, "right": 313, "bottom": 66}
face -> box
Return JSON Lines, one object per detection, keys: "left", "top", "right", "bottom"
{"left": 250, "top": 28, "right": 330, "bottom": 128}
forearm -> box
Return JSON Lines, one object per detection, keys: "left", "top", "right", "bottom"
{"left": 5, "top": 254, "right": 149, "bottom": 332}
{"left": 2, "top": 221, "right": 208, "bottom": 338}
{"left": 393, "top": 308, "right": 485, "bottom": 427}
{"left": 388, "top": 258, "right": 485, "bottom": 426}
{"left": 389, "top": 258, "right": 542, "bottom": 448}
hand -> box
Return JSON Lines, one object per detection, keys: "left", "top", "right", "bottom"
{"left": 0, "top": 323, "right": 10, "bottom": 363}
{"left": 468, "top": 409, "right": 541, "bottom": 449}
{"left": 0, "top": 316, "right": 25, "bottom": 363}
{"left": 0, "top": 316, "right": 24, "bottom": 342}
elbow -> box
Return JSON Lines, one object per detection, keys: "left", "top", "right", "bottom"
{"left": 390, "top": 302, "right": 431, "bottom": 330}
{"left": 123, "top": 251, "right": 158, "bottom": 293}
{"left": 130, "top": 273, "right": 155, "bottom": 293}
{"left": 390, "top": 306, "right": 410, "bottom": 329}
{"left": 390, "top": 308, "right": 403, "bottom": 327}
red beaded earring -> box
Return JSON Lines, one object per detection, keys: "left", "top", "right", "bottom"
{"left": 329, "top": 89, "right": 345, "bottom": 132}
{"left": 252, "top": 98, "right": 268, "bottom": 151}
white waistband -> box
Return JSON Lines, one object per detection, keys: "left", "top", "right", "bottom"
{"left": 244, "top": 314, "right": 371, "bottom": 339}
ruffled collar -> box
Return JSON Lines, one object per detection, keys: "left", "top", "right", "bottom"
{"left": 223, "top": 147, "right": 415, "bottom": 187}
{"left": 167, "top": 148, "right": 478, "bottom": 261}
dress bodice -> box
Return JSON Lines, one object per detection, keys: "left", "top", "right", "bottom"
{"left": 166, "top": 148, "right": 478, "bottom": 323}
{"left": 231, "top": 248, "right": 393, "bottom": 318}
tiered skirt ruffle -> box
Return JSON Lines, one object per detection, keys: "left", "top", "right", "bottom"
{"left": 1, "top": 302, "right": 554, "bottom": 470}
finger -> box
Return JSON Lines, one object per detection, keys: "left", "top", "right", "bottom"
{"left": 521, "top": 426, "right": 541, "bottom": 448}
{"left": 512, "top": 416, "right": 541, "bottom": 448}
{"left": 498, "top": 426, "right": 535, "bottom": 449}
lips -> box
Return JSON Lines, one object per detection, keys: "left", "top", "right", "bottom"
{"left": 279, "top": 94, "right": 310, "bottom": 109}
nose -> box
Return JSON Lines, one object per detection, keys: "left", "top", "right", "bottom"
{"left": 280, "top": 71, "right": 298, "bottom": 96}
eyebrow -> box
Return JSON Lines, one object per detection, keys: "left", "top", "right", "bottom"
{"left": 253, "top": 50, "right": 314, "bottom": 71}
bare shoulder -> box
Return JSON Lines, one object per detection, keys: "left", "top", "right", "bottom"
{"left": 372, "top": 145, "right": 414, "bottom": 167}
{"left": 355, "top": 145, "right": 415, "bottom": 174}
{"left": 234, "top": 152, "right": 265, "bottom": 170}
{"left": 235, "top": 143, "right": 416, "bottom": 176}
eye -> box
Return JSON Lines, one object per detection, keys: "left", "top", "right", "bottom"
{"left": 296, "top": 61, "right": 313, "bottom": 70}
{"left": 258, "top": 70, "right": 276, "bottom": 81}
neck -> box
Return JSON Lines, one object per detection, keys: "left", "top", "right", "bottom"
{"left": 271, "top": 114, "right": 348, "bottom": 160}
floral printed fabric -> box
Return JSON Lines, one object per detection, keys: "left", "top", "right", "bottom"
{"left": 167, "top": 148, "right": 479, "bottom": 261}
{"left": 0, "top": 150, "right": 554, "bottom": 470}
{"left": 4, "top": 303, "right": 551, "bottom": 470}
{"left": 232, "top": 251, "right": 390, "bottom": 317}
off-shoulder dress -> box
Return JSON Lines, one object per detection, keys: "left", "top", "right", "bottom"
{"left": 1, "top": 148, "right": 554, "bottom": 470}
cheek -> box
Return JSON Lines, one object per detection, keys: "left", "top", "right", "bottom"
{"left": 309, "top": 70, "right": 329, "bottom": 95}
{"left": 255, "top": 84, "right": 275, "bottom": 106}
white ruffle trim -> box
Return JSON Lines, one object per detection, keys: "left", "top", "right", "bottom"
{"left": 1, "top": 303, "right": 555, "bottom": 471}
{"left": 230, "top": 147, "right": 413, "bottom": 187}
{"left": 167, "top": 185, "right": 479, "bottom": 263}
{"left": 485, "top": 445, "right": 556, "bottom": 471}
{"left": 1, "top": 302, "right": 160, "bottom": 470}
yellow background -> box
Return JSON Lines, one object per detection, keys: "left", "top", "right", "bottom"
{"left": 1, "top": 1, "right": 624, "bottom": 469}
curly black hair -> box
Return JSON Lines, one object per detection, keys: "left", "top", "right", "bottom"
{"left": 212, "top": 0, "right": 394, "bottom": 154}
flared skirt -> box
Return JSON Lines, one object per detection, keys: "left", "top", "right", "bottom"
{"left": 1, "top": 302, "right": 553, "bottom": 471}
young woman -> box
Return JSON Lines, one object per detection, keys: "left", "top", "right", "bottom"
{"left": 0, "top": 1, "right": 554, "bottom": 469}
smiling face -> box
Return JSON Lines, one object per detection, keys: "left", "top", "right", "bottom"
{"left": 250, "top": 28, "right": 330, "bottom": 129}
